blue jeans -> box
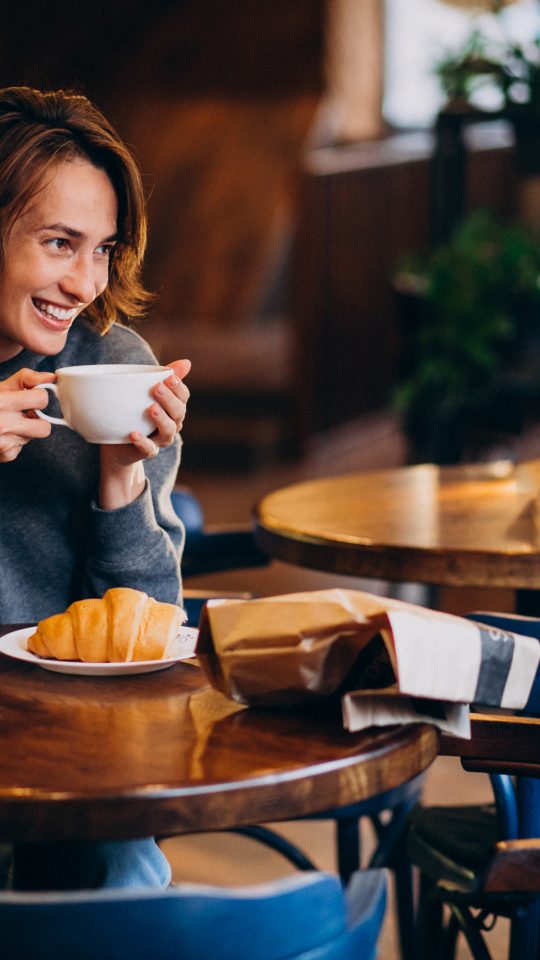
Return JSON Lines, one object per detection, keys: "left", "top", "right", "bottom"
{"left": 0, "top": 839, "right": 171, "bottom": 890}
{"left": 73, "top": 839, "right": 172, "bottom": 888}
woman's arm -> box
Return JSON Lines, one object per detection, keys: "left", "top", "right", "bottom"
{"left": 83, "top": 438, "right": 186, "bottom": 606}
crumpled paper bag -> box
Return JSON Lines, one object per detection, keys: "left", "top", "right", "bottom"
{"left": 196, "top": 588, "right": 540, "bottom": 716}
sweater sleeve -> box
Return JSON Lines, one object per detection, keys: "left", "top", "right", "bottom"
{"left": 83, "top": 438, "right": 185, "bottom": 606}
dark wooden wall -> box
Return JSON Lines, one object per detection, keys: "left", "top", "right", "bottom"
{"left": 0, "top": 1, "right": 325, "bottom": 334}
{"left": 291, "top": 125, "right": 518, "bottom": 439}
{"left": 0, "top": 1, "right": 325, "bottom": 99}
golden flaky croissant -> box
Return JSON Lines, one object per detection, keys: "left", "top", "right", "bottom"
{"left": 27, "top": 587, "right": 184, "bottom": 663}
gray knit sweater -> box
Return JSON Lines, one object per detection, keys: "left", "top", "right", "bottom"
{"left": 0, "top": 317, "right": 184, "bottom": 622}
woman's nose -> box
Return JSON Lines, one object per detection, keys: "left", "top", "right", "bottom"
{"left": 60, "top": 254, "right": 100, "bottom": 304}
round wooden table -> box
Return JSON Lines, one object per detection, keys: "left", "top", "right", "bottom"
{"left": 0, "top": 630, "right": 438, "bottom": 845}
{"left": 253, "top": 458, "right": 540, "bottom": 589}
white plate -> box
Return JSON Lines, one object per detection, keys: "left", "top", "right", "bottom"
{"left": 0, "top": 625, "right": 199, "bottom": 676}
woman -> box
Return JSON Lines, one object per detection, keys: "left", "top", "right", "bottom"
{"left": 0, "top": 86, "right": 190, "bottom": 888}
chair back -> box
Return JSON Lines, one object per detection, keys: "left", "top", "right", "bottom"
{"left": 171, "top": 488, "right": 206, "bottom": 540}
{"left": 0, "top": 869, "right": 387, "bottom": 960}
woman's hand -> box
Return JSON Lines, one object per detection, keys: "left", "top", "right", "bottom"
{"left": 99, "top": 359, "right": 191, "bottom": 509}
{"left": 130, "top": 357, "right": 191, "bottom": 459}
{"left": 0, "top": 368, "right": 56, "bottom": 463}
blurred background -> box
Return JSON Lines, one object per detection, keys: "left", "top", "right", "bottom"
{"left": 6, "top": 0, "right": 540, "bottom": 483}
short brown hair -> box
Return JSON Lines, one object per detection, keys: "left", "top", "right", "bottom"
{"left": 0, "top": 86, "right": 153, "bottom": 333}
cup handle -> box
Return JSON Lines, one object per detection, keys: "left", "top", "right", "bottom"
{"left": 34, "top": 383, "right": 73, "bottom": 429}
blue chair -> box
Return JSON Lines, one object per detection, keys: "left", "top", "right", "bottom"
{"left": 0, "top": 868, "right": 387, "bottom": 960}
{"left": 173, "top": 487, "right": 423, "bottom": 960}
{"left": 407, "top": 611, "right": 540, "bottom": 960}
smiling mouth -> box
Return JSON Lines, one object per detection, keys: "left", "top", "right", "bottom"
{"left": 32, "top": 298, "right": 79, "bottom": 328}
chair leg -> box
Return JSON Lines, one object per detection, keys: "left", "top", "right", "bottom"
{"left": 416, "top": 889, "right": 466, "bottom": 960}
{"left": 368, "top": 799, "right": 419, "bottom": 869}
{"left": 335, "top": 816, "right": 361, "bottom": 883}
{"left": 415, "top": 876, "right": 445, "bottom": 960}
{"left": 514, "top": 778, "right": 540, "bottom": 960}
{"left": 228, "top": 826, "right": 318, "bottom": 872}
{"left": 508, "top": 897, "right": 540, "bottom": 960}
{"left": 391, "top": 834, "right": 416, "bottom": 960}
{"left": 443, "top": 910, "right": 460, "bottom": 960}
{"left": 0, "top": 844, "right": 12, "bottom": 890}
{"left": 366, "top": 802, "right": 419, "bottom": 960}
{"left": 447, "top": 905, "right": 493, "bottom": 960}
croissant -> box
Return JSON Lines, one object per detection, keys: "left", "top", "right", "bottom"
{"left": 27, "top": 587, "right": 184, "bottom": 663}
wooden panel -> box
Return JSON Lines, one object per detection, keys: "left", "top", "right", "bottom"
{"left": 0, "top": 1, "right": 325, "bottom": 101}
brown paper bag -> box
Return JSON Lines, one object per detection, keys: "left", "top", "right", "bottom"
{"left": 196, "top": 588, "right": 540, "bottom": 711}
{"left": 196, "top": 589, "right": 393, "bottom": 706}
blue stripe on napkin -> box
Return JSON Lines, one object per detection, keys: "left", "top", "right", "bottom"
{"left": 474, "top": 627, "right": 515, "bottom": 706}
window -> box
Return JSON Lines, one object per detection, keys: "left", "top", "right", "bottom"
{"left": 384, "top": 0, "right": 540, "bottom": 128}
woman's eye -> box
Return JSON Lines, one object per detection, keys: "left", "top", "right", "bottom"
{"left": 95, "top": 243, "right": 115, "bottom": 258}
{"left": 46, "top": 237, "right": 69, "bottom": 252}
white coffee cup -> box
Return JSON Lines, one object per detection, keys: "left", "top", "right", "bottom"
{"left": 35, "top": 364, "right": 171, "bottom": 444}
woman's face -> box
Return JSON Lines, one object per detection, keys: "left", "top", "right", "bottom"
{"left": 0, "top": 158, "right": 118, "bottom": 362}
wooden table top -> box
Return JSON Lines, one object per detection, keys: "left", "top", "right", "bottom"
{"left": 253, "top": 458, "right": 540, "bottom": 589}
{"left": 0, "top": 627, "right": 438, "bottom": 844}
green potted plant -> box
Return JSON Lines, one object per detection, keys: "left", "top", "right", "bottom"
{"left": 434, "top": 13, "right": 540, "bottom": 171}
{"left": 393, "top": 209, "right": 540, "bottom": 463}
{"left": 434, "top": 28, "right": 507, "bottom": 113}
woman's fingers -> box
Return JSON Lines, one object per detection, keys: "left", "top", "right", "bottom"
{"left": 15, "top": 368, "right": 56, "bottom": 390}
{"left": 0, "top": 385, "right": 52, "bottom": 412}
{"left": 101, "top": 360, "right": 191, "bottom": 466}
{"left": 0, "top": 367, "right": 56, "bottom": 392}
{"left": 0, "top": 410, "right": 52, "bottom": 438}
{"left": 166, "top": 358, "right": 191, "bottom": 382}
{"left": 0, "top": 431, "right": 37, "bottom": 462}
{"left": 0, "top": 437, "right": 24, "bottom": 463}
{"left": 129, "top": 433, "right": 161, "bottom": 459}
{"left": 148, "top": 359, "right": 190, "bottom": 448}
{"left": 157, "top": 365, "right": 190, "bottom": 412}
{"left": 0, "top": 369, "right": 56, "bottom": 423}
{"left": 162, "top": 359, "right": 191, "bottom": 411}
{"left": 0, "top": 370, "right": 55, "bottom": 462}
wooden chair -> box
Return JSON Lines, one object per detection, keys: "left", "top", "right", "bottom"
{"left": 408, "top": 611, "right": 540, "bottom": 960}
{"left": 0, "top": 868, "right": 387, "bottom": 960}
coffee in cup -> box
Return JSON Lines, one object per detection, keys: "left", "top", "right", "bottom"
{"left": 35, "top": 364, "right": 171, "bottom": 444}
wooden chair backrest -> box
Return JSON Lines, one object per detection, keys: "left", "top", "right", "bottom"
{"left": 441, "top": 713, "right": 540, "bottom": 778}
